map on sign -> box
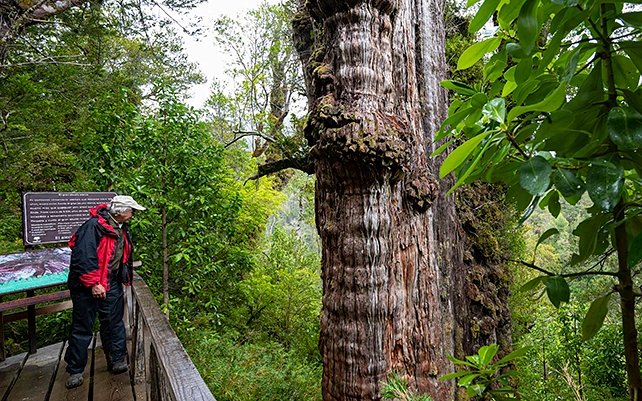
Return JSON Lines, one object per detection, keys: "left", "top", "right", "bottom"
{"left": 22, "top": 192, "right": 117, "bottom": 245}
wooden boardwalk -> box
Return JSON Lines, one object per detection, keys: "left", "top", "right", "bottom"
{"left": 0, "top": 336, "right": 139, "bottom": 401}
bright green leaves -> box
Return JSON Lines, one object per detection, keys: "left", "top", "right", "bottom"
{"left": 545, "top": 276, "right": 571, "bottom": 308}
{"left": 608, "top": 107, "right": 642, "bottom": 150}
{"left": 586, "top": 163, "right": 624, "bottom": 212}
{"left": 439, "top": 132, "right": 490, "bottom": 179}
{"left": 582, "top": 294, "right": 612, "bottom": 341}
{"left": 507, "top": 83, "right": 567, "bottom": 121}
{"left": 469, "top": 0, "right": 502, "bottom": 33}
{"left": 520, "top": 156, "right": 552, "bottom": 196}
{"left": 442, "top": 344, "right": 527, "bottom": 399}
{"left": 482, "top": 98, "right": 506, "bottom": 124}
{"left": 457, "top": 37, "right": 502, "bottom": 70}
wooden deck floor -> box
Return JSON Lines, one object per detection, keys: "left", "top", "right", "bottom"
{"left": 0, "top": 336, "right": 139, "bottom": 401}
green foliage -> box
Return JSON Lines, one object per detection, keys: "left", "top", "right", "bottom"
{"left": 440, "top": 344, "right": 528, "bottom": 400}
{"left": 440, "top": 1, "right": 642, "bottom": 385}
{"left": 231, "top": 226, "right": 321, "bottom": 360}
{"left": 182, "top": 330, "right": 321, "bottom": 401}
{"left": 382, "top": 373, "right": 433, "bottom": 401}
{"left": 205, "top": 1, "right": 309, "bottom": 184}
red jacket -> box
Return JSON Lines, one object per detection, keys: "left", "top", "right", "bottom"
{"left": 67, "top": 204, "right": 133, "bottom": 291}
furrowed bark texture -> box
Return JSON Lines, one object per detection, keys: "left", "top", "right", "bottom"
{"left": 291, "top": 1, "right": 508, "bottom": 400}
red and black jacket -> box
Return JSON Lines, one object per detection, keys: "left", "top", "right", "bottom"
{"left": 67, "top": 204, "right": 133, "bottom": 291}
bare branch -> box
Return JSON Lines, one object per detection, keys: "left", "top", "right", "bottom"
{"left": 225, "top": 131, "right": 276, "bottom": 148}
{"left": 246, "top": 156, "right": 314, "bottom": 182}
{"left": 506, "top": 259, "right": 619, "bottom": 278}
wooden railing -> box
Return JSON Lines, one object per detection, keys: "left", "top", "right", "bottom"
{"left": 128, "top": 272, "right": 216, "bottom": 401}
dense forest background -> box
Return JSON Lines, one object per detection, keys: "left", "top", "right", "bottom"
{"left": 0, "top": 0, "right": 640, "bottom": 400}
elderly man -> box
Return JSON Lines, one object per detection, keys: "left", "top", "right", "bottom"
{"left": 64, "top": 195, "right": 145, "bottom": 389}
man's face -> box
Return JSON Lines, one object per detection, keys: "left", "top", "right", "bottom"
{"left": 114, "top": 208, "right": 134, "bottom": 223}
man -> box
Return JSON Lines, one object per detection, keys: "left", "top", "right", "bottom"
{"left": 64, "top": 195, "right": 145, "bottom": 389}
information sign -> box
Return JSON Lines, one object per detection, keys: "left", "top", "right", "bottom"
{"left": 22, "top": 192, "right": 117, "bottom": 245}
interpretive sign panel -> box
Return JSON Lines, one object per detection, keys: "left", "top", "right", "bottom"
{"left": 22, "top": 192, "right": 116, "bottom": 245}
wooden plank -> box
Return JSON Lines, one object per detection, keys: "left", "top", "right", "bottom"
{"left": 131, "top": 273, "right": 215, "bottom": 401}
{"left": 0, "top": 290, "right": 70, "bottom": 313}
{"left": 92, "top": 342, "right": 134, "bottom": 401}
{"left": 0, "top": 351, "right": 26, "bottom": 400}
{"left": 8, "top": 342, "right": 63, "bottom": 400}
{"left": 131, "top": 301, "right": 147, "bottom": 401}
{"left": 3, "top": 301, "right": 73, "bottom": 323}
{"left": 50, "top": 340, "right": 92, "bottom": 401}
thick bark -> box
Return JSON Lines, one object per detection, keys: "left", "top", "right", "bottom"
{"left": 292, "top": 1, "right": 508, "bottom": 400}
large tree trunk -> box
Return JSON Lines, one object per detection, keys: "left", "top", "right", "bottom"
{"left": 295, "top": 0, "right": 450, "bottom": 400}
{"left": 294, "top": 1, "right": 511, "bottom": 400}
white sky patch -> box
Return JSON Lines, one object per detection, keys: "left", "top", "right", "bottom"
{"left": 180, "top": 0, "right": 280, "bottom": 107}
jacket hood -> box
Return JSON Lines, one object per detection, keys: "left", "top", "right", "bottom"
{"left": 89, "top": 203, "right": 109, "bottom": 217}
{"left": 89, "top": 203, "right": 118, "bottom": 235}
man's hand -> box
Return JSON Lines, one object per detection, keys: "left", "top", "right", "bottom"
{"left": 92, "top": 284, "right": 106, "bottom": 299}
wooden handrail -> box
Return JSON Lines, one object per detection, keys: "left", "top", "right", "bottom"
{"left": 129, "top": 272, "right": 216, "bottom": 401}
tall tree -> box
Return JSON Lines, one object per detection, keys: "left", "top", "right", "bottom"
{"left": 292, "top": 1, "right": 505, "bottom": 400}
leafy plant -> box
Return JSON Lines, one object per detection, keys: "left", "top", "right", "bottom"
{"left": 440, "top": 344, "right": 529, "bottom": 400}
{"left": 382, "top": 373, "right": 433, "bottom": 401}
{"left": 438, "top": 0, "right": 642, "bottom": 394}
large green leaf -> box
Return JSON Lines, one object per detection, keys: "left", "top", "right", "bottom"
{"left": 440, "top": 80, "right": 477, "bottom": 96}
{"left": 439, "top": 132, "right": 490, "bottom": 178}
{"left": 498, "top": 0, "right": 528, "bottom": 29}
{"left": 620, "top": 41, "right": 642, "bottom": 73}
{"left": 623, "top": 89, "right": 642, "bottom": 115}
{"left": 517, "top": 0, "right": 538, "bottom": 54}
{"left": 620, "top": 11, "right": 642, "bottom": 26}
{"left": 629, "top": 232, "right": 642, "bottom": 268}
{"left": 565, "top": 62, "right": 605, "bottom": 111}
{"left": 469, "top": 0, "right": 502, "bottom": 32}
{"left": 496, "top": 346, "right": 532, "bottom": 365}
{"left": 612, "top": 55, "right": 641, "bottom": 90}
{"left": 582, "top": 294, "right": 611, "bottom": 341}
{"left": 545, "top": 276, "right": 570, "bottom": 308}
{"left": 552, "top": 169, "right": 585, "bottom": 204}
{"left": 508, "top": 83, "right": 567, "bottom": 121}
{"left": 586, "top": 163, "right": 624, "bottom": 211}
{"left": 572, "top": 213, "right": 612, "bottom": 264}
{"left": 608, "top": 107, "right": 642, "bottom": 150}
{"left": 519, "top": 156, "right": 552, "bottom": 195}
{"left": 478, "top": 344, "right": 499, "bottom": 367}
{"left": 535, "top": 228, "right": 559, "bottom": 255}
{"left": 520, "top": 275, "right": 548, "bottom": 292}
{"left": 482, "top": 98, "right": 506, "bottom": 123}
{"left": 457, "top": 37, "right": 502, "bottom": 70}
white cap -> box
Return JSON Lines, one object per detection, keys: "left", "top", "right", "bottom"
{"left": 110, "top": 195, "right": 146, "bottom": 211}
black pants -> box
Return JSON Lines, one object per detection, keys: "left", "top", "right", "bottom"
{"left": 65, "top": 271, "right": 126, "bottom": 374}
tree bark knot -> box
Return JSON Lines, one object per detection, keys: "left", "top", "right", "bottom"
{"left": 405, "top": 174, "right": 439, "bottom": 212}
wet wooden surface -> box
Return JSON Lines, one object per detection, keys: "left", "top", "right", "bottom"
{"left": 0, "top": 336, "right": 135, "bottom": 401}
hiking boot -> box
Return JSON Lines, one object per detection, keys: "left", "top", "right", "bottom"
{"left": 65, "top": 373, "right": 83, "bottom": 389}
{"left": 111, "top": 359, "right": 128, "bottom": 374}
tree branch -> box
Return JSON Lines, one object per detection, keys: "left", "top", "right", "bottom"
{"left": 246, "top": 156, "right": 314, "bottom": 182}
{"left": 225, "top": 131, "right": 276, "bottom": 148}
{"left": 506, "top": 259, "right": 619, "bottom": 278}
